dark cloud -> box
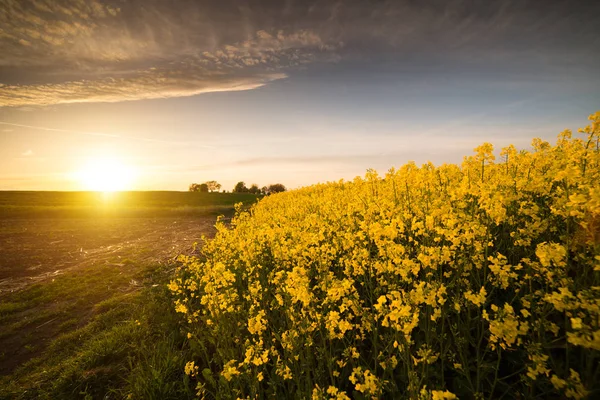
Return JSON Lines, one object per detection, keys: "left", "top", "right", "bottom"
{"left": 0, "top": 0, "right": 598, "bottom": 106}
{"left": 0, "top": 0, "right": 339, "bottom": 105}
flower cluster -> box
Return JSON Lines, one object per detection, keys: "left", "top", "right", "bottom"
{"left": 171, "top": 112, "right": 600, "bottom": 398}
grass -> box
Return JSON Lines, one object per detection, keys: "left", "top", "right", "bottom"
{"left": 0, "top": 191, "right": 259, "bottom": 208}
{"left": 0, "top": 191, "right": 261, "bottom": 219}
{"left": 0, "top": 268, "right": 195, "bottom": 399}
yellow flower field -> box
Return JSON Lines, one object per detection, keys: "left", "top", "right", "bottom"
{"left": 171, "top": 112, "right": 600, "bottom": 399}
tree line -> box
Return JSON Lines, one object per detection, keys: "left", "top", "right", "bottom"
{"left": 188, "top": 181, "right": 221, "bottom": 193}
{"left": 189, "top": 181, "right": 286, "bottom": 195}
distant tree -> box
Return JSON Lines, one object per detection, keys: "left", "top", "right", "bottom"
{"left": 248, "top": 184, "right": 260, "bottom": 194}
{"left": 205, "top": 180, "right": 221, "bottom": 192}
{"left": 233, "top": 181, "right": 248, "bottom": 193}
{"left": 267, "top": 183, "right": 286, "bottom": 194}
{"left": 261, "top": 186, "right": 268, "bottom": 195}
{"left": 189, "top": 182, "right": 211, "bottom": 192}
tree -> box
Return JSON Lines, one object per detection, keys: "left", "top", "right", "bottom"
{"left": 189, "top": 182, "right": 213, "bottom": 192}
{"left": 205, "top": 181, "right": 221, "bottom": 192}
{"left": 267, "top": 183, "right": 286, "bottom": 194}
{"left": 189, "top": 183, "right": 208, "bottom": 192}
{"left": 261, "top": 186, "right": 268, "bottom": 195}
{"left": 248, "top": 184, "right": 260, "bottom": 194}
{"left": 233, "top": 181, "right": 248, "bottom": 193}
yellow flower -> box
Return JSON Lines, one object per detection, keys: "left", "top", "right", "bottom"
{"left": 485, "top": 303, "right": 529, "bottom": 350}
{"left": 349, "top": 367, "right": 379, "bottom": 396}
{"left": 432, "top": 390, "right": 457, "bottom": 400}
{"left": 419, "top": 386, "right": 457, "bottom": 400}
{"left": 184, "top": 361, "right": 198, "bottom": 376}
{"left": 464, "top": 286, "right": 487, "bottom": 307}
{"left": 526, "top": 352, "right": 550, "bottom": 380}
{"left": 550, "top": 370, "right": 589, "bottom": 399}
{"left": 174, "top": 301, "right": 188, "bottom": 314}
{"left": 248, "top": 310, "right": 267, "bottom": 336}
{"left": 222, "top": 360, "right": 241, "bottom": 381}
{"left": 326, "top": 386, "right": 351, "bottom": 400}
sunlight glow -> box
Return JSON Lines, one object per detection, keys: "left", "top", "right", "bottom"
{"left": 76, "top": 157, "right": 136, "bottom": 192}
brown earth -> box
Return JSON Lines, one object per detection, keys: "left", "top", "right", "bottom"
{"left": 0, "top": 215, "right": 218, "bottom": 376}
{"left": 0, "top": 216, "right": 216, "bottom": 293}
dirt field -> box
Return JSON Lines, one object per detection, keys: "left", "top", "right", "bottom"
{"left": 0, "top": 215, "right": 217, "bottom": 377}
{"left": 0, "top": 216, "right": 215, "bottom": 293}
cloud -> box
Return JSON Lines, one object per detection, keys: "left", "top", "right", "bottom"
{"left": 0, "top": 0, "right": 120, "bottom": 66}
{"left": 230, "top": 155, "right": 375, "bottom": 167}
{"left": 21, "top": 149, "right": 33, "bottom": 156}
{"left": 0, "top": 0, "right": 597, "bottom": 107}
{"left": 0, "top": 70, "right": 288, "bottom": 106}
{"left": 0, "top": 0, "right": 340, "bottom": 106}
{"left": 0, "top": 120, "right": 212, "bottom": 146}
{"left": 0, "top": 24, "right": 332, "bottom": 106}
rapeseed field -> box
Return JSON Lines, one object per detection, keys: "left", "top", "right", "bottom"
{"left": 171, "top": 112, "right": 600, "bottom": 399}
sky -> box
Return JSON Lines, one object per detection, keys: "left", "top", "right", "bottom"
{"left": 0, "top": 0, "right": 599, "bottom": 191}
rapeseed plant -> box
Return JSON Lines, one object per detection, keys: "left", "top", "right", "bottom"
{"left": 172, "top": 112, "right": 600, "bottom": 399}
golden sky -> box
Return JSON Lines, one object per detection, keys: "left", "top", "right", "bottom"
{"left": 1, "top": 0, "right": 599, "bottom": 190}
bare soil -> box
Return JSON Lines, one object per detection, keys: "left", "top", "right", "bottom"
{"left": 0, "top": 215, "right": 217, "bottom": 376}
{"left": 0, "top": 217, "right": 215, "bottom": 294}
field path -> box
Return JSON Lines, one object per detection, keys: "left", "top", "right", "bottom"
{"left": 0, "top": 215, "right": 219, "bottom": 376}
{"left": 0, "top": 217, "right": 215, "bottom": 295}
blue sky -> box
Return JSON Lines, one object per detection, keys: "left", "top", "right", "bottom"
{"left": 0, "top": 0, "right": 599, "bottom": 190}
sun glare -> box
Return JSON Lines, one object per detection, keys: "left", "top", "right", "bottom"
{"left": 76, "top": 157, "right": 136, "bottom": 192}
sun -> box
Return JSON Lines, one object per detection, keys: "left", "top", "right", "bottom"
{"left": 76, "top": 157, "right": 136, "bottom": 192}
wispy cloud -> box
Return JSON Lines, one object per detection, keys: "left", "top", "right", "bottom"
{"left": 0, "top": 71, "right": 288, "bottom": 106}
{"left": 0, "top": 121, "right": 118, "bottom": 137}
{"left": 21, "top": 149, "right": 33, "bottom": 157}
{"left": 0, "top": 121, "right": 212, "bottom": 147}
